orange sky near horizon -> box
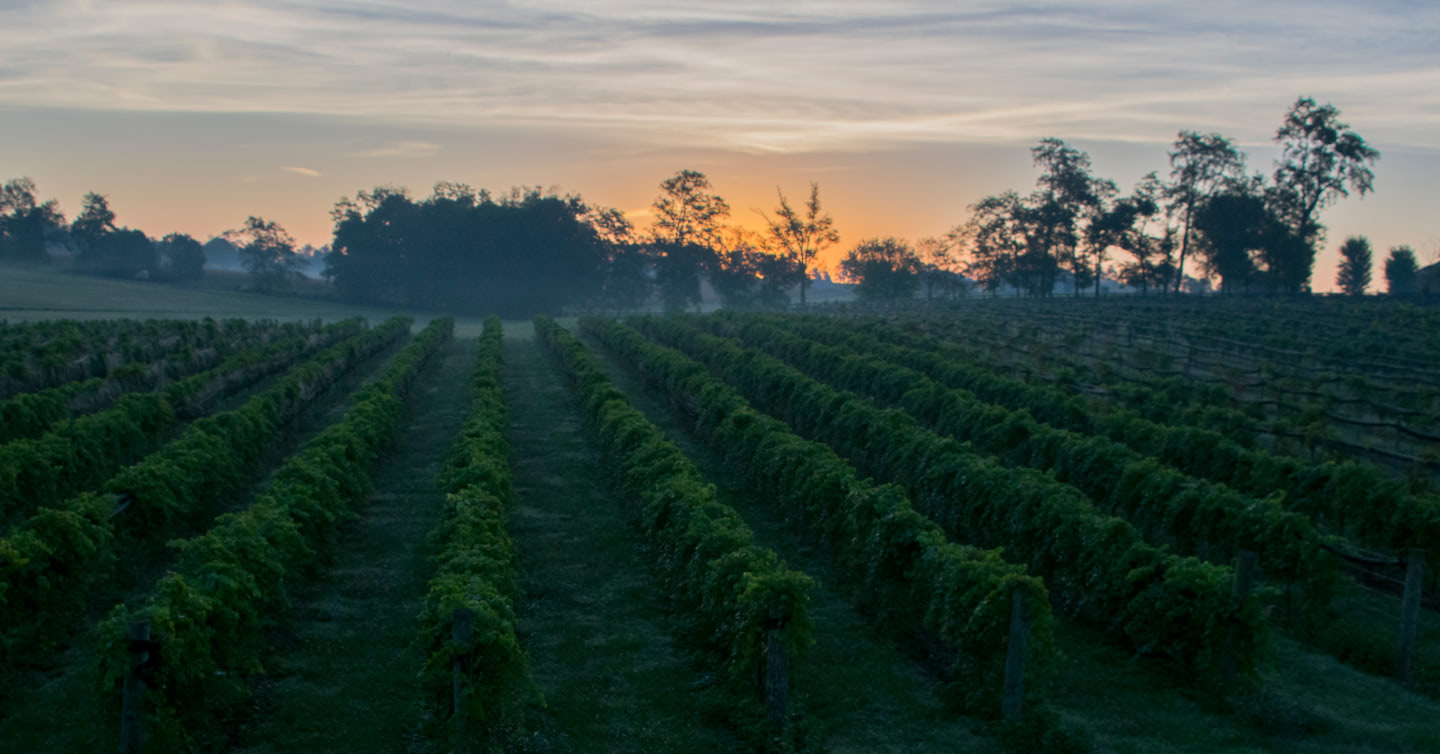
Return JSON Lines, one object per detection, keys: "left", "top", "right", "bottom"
{"left": 3, "top": 2, "right": 1437, "bottom": 293}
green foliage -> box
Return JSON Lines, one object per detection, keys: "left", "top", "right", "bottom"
{"left": 584, "top": 316, "right": 1058, "bottom": 716}
{"left": 0, "top": 319, "right": 367, "bottom": 527}
{"left": 635, "top": 314, "right": 1269, "bottom": 684}
{"left": 0, "top": 318, "right": 407, "bottom": 664}
{"left": 417, "top": 316, "right": 541, "bottom": 750}
{"left": 94, "top": 316, "right": 453, "bottom": 747}
{"left": 839, "top": 237, "right": 922, "bottom": 301}
{"left": 729, "top": 314, "right": 1347, "bottom": 617}
{"left": 1385, "top": 246, "right": 1419, "bottom": 296}
{"left": 536, "top": 315, "right": 814, "bottom": 721}
{"left": 800, "top": 315, "right": 1440, "bottom": 563}
{"left": 1335, "top": 236, "right": 1372, "bottom": 296}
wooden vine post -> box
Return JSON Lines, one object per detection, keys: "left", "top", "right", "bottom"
{"left": 120, "top": 619, "right": 152, "bottom": 754}
{"left": 1222, "top": 550, "right": 1258, "bottom": 688}
{"left": 1002, "top": 585, "right": 1031, "bottom": 720}
{"left": 452, "top": 608, "right": 475, "bottom": 720}
{"left": 1397, "top": 549, "right": 1425, "bottom": 683}
{"left": 763, "top": 605, "right": 789, "bottom": 733}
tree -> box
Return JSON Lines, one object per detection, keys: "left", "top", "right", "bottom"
{"left": 0, "top": 177, "right": 65, "bottom": 264}
{"left": 327, "top": 185, "right": 611, "bottom": 315}
{"left": 840, "top": 237, "right": 922, "bottom": 302}
{"left": 228, "top": 216, "right": 305, "bottom": 292}
{"left": 70, "top": 192, "right": 117, "bottom": 267}
{"left": 650, "top": 170, "right": 729, "bottom": 313}
{"left": 1269, "top": 97, "right": 1380, "bottom": 292}
{"left": 917, "top": 236, "right": 966, "bottom": 300}
{"left": 957, "top": 192, "right": 1027, "bottom": 296}
{"left": 760, "top": 182, "right": 839, "bottom": 306}
{"left": 91, "top": 228, "right": 158, "bottom": 278}
{"left": 651, "top": 169, "right": 730, "bottom": 249}
{"left": 704, "top": 227, "right": 797, "bottom": 310}
{"left": 158, "top": 233, "right": 206, "bottom": 281}
{"left": 1108, "top": 174, "right": 1173, "bottom": 295}
{"left": 1193, "top": 189, "right": 1269, "bottom": 293}
{"left": 1165, "top": 131, "right": 1247, "bottom": 294}
{"left": 1032, "top": 138, "right": 1116, "bottom": 296}
{"left": 1335, "top": 236, "right": 1372, "bottom": 296}
{"left": 1385, "top": 246, "right": 1419, "bottom": 297}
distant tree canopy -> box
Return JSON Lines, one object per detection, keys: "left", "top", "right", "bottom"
{"left": 0, "top": 178, "right": 66, "bottom": 264}
{"left": 1385, "top": 246, "right": 1419, "bottom": 297}
{"left": 158, "top": 233, "right": 206, "bottom": 281}
{"left": 327, "top": 185, "right": 612, "bottom": 316}
{"left": 1335, "top": 236, "right": 1373, "bottom": 296}
{"left": 68, "top": 193, "right": 162, "bottom": 278}
{"left": 840, "top": 237, "right": 921, "bottom": 301}
{"left": 952, "top": 97, "right": 1382, "bottom": 297}
{"left": 227, "top": 216, "right": 305, "bottom": 292}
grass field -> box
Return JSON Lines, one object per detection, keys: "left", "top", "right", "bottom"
{"left": 0, "top": 263, "right": 482, "bottom": 331}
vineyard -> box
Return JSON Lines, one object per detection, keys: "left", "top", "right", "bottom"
{"left": 0, "top": 296, "right": 1438, "bottom": 753}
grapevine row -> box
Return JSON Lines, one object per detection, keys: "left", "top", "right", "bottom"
{"left": 0, "top": 318, "right": 290, "bottom": 399}
{"left": 584, "top": 316, "right": 1056, "bottom": 716}
{"left": 0, "top": 319, "right": 366, "bottom": 526}
{"left": 93, "top": 317, "right": 453, "bottom": 749}
{"left": 815, "top": 314, "right": 1440, "bottom": 558}
{"left": 0, "top": 316, "right": 410, "bottom": 662}
{"left": 417, "top": 316, "right": 539, "bottom": 745}
{"left": 0, "top": 319, "right": 325, "bottom": 444}
{"left": 634, "top": 314, "right": 1267, "bottom": 682}
{"left": 704, "top": 314, "right": 1348, "bottom": 616}
{"left": 536, "top": 316, "right": 814, "bottom": 725}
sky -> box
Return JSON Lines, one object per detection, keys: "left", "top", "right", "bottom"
{"left": 1, "top": 0, "right": 1437, "bottom": 290}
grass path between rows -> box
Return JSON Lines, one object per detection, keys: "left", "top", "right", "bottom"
{"left": 233, "top": 334, "right": 478, "bottom": 754}
{"left": 0, "top": 329, "right": 414, "bottom": 752}
{"left": 502, "top": 327, "right": 734, "bottom": 753}
{"left": 582, "top": 329, "right": 995, "bottom": 753}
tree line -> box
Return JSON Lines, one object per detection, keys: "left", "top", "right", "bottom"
{"left": 324, "top": 174, "right": 853, "bottom": 316}
{"left": 4, "top": 95, "right": 1428, "bottom": 307}
{"left": 950, "top": 97, "right": 1427, "bottom": 298}
{"left": 0, "top": 181, "right": 325, "bottom": 289}
{"left": 0, "top": 182, "right": 206, "bottom": 282}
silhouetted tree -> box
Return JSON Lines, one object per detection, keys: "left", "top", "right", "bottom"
{"left": 158, "top": 233, "right": 206, "bottom": 281}
{"left": 92, "top": 228, "right": 158, "bottom": 278}
{"left": 650, "top": 170, "right": 728, "bottom": 313}
{"left": 70, "top": 192, "right": 117, "bottom": 269}
{"left": 202, "top": 236, "right": 241, "bottom": 271}
{"left": 1268, "top": 97, "right": 1380, "bottom": 293}
{"left": 67, "top": 192, "right": 155, "bottom": 278}
{"left": 761, "top": 182, "right": 839, "bottom": 306}
{"left": 1109, "top": 174, "right": 1173, "bottom": 295}
{"left": 958, "top": 192, "right": 1027, "bottom": 296}
{"left": 600, "top": 246, "right": 652, "bottom": 311}
{"left": 0, "top": 178, "right": 65, "bottom": 264}
{"left": 1335, "top": 236, "right": 1372, "bottom": 296}
{"left": 652, "top": 169, "right": 730, "bottom": 248}
{"left": 228, "top": 216, "right": 305, "bottom": 292}
{"left": 1193, "top": 188, "right": 1270, "bottom": 293}
{"left": 1385, "top": 246, "right": 1419, "bottom": 297}
{"left": 917, "top": 236, "right": 966, "bottom": 300}
{"left": 327, "top": 184, "right": 610, "bottom": 315}
{"left": 840, "top": 237, "right": 921, "bottom": 301}
{"left": 1165, "top": 132, "right": 1247, "bottom": 294}
{"left": 707, "top": 227, "right": 801, "bottom": 310}
{"left": 1032, "top": 138, "right": 1116, "bottom": 296}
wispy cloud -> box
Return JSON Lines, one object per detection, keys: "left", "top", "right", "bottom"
{"left": 0, "top": 1, "right": 1435, "bottom": 151}
{"left": 348, "top": 141, "right": 442, "bottom": 158}
{"left": 280, "top": 165, "right": 322, "bottom": 177}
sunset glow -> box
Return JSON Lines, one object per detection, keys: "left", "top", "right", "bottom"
{"left": 2, "top": 1, "right": 1437, "bottom": 286}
